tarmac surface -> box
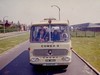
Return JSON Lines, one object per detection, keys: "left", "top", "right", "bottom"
{"left": 0, "top": 41, "right": 97, "bottom": 75}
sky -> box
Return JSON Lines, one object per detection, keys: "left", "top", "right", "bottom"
{"left": 0, "top": 0, "right": 100, "bottom": 25}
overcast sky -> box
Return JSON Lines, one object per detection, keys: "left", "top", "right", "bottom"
{"left": 0, "top": 0, "right": 100, "bottom": 25}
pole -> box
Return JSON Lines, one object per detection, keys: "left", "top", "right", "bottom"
{"left": 51, "top": 5, "right": 60, "bottom": 20}
{"left": 3, "top": 16, "right": 8, "bottom": 33}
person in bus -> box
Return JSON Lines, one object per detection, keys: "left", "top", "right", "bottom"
{"left": 38, "top": 26, "right": 46, "bottom": 33}
{"left": 36, "top": 29, "right": 45, "bottom": 42}
{"left": 52, "top": 30, "right": 60, "bottom": 41}
{"left": 61, "top": 30, "right": 68, "bottom": 41}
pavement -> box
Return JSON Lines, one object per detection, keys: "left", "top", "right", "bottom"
{"left": 0, "top": 41, "right": 98, "bottom": 75}
{"left": 0, "top": 40, "right": 29, "bottom": 70}
{"left": 0, "top": 31, "right": 28, "bottom": 40}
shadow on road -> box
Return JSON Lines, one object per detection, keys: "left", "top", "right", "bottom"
{"left": 32, "top": 66, "right": 67, "bottom": 75}
{"left": 0, "top": 50, "right": 67, "bottom": 75}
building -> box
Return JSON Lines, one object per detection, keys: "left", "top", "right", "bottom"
{"left": 71, "top": 23, "right": 100, "bottom": 32}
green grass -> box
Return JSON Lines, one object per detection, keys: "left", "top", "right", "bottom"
{"left": 0, "top": 33, "right": 29, "bottom": 54}
{"left": 72, "top": 32, "right": 100, "bottom": 72}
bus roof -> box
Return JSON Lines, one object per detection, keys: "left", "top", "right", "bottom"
{"left": 31, "top": 20, "right": 68, "bottom": 26}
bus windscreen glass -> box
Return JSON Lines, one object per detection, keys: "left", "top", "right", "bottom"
{"left": 30, "top": 24, "right": 70, "bottom": 43}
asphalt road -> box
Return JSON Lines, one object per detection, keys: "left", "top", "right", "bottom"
{"left": 0, "top": 43, "right": 97, "bottom": 75}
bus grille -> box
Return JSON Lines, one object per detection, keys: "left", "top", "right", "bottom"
{"left": 33, "top": 49, "right": 68, "bottom": 56}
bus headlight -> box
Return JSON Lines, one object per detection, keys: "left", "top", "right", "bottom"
{"left": 62, "top": 57, "right": 70, "bottom": 61}
{"left": 31, "top": 58, "right": 39, "bottom": 62}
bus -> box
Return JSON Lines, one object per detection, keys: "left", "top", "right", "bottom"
{"left": 29, "top": 18, "right": 72, "bottom": 69}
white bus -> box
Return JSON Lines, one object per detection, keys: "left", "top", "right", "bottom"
{"left": 29, "top": 19, "right": 72, "bottom": 69}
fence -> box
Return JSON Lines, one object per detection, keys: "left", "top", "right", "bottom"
{"left": 70, "top": 30, "right": 96, "bottom": 37}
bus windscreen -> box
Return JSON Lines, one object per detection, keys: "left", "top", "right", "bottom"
{"left": 30, "top": 24, "right": 70, "bottom": 43}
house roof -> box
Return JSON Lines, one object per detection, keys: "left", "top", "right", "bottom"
{"left": 0, "top": 21, "right": 5, "bottom": 25}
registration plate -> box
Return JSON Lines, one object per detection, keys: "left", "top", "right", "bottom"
{"left": 45, "top": 59, "right": 56, "bottom": 62}
{"left": 43, "top": 63, "right": 58, "bottom": 66}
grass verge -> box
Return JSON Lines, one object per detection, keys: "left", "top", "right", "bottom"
{"left": 0, "top": 33, "right": 29, "bottom": 54}
{"left": 72, "top": 32, "right": 100, "bottom": 72}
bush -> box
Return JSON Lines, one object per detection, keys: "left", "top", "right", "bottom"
{"left": 0, "top": 25, "right": 20, "bottom": 33}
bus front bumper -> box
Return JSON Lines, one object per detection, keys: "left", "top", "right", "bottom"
{"left": 30, "top": 60, "right": 71, "bottom": 66}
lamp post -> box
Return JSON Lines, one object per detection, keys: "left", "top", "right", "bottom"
{"left": 51, "top": 5, "right": 60, "bottom": 20}
{"left": 3, "top": 16, "right": 8, "bottom": 33}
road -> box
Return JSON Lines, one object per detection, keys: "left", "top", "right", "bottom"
{"left": 0, "top": 42, "right": 97, "bottom": 75}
